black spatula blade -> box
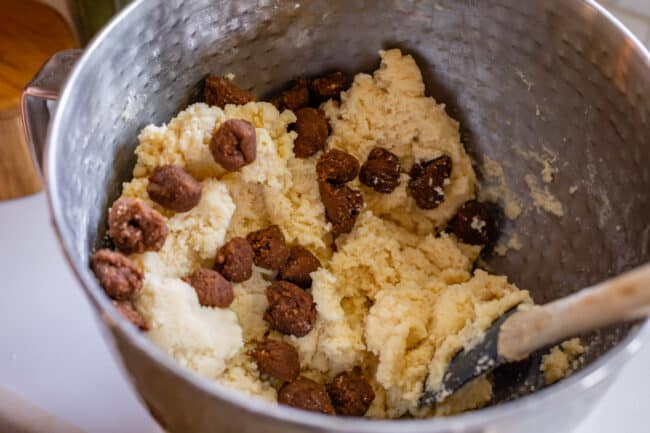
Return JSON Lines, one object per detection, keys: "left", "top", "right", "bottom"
{"left": 418, "top": 308, "right": 518, "bottom": 408}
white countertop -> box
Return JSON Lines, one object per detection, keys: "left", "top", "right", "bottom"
{"left": 0, "top": 193, "right": 648, "bottom": 433}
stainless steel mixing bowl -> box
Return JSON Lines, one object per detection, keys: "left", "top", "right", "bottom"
{"left": 22, "top": 0, "right": 650, "bottom": 432}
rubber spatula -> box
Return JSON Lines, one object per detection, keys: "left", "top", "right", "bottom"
{"left": 419, "top": 263, "right": 650, "bottom": 407}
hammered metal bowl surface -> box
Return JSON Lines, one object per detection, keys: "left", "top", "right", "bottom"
{"left": 45, "top": 0, "right": 650, "bottom": 432}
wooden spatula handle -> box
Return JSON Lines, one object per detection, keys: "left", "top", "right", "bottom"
{"left": 498, "top": 263, "right": 650, "bottom": 361}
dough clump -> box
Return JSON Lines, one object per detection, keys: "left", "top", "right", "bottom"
{"left": 112, "top": 50, "right": 579, "bottom": 419}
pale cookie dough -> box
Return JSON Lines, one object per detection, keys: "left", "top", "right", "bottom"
{"left": 323, "top": 49, "right": 476, "bottom": 235}
{"left": 136, "top": 274, "right": 242, "bottom": 379}
{"left": 128, "top": 178, "right": 236, "bottom": 278}
{"left": 541, "top": 338, "right": 585, "bottom": 384}
{"left": 113, "top": 49, "right": 577, "bottom": 419}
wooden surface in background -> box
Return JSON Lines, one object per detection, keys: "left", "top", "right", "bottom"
{"left": 0, "top": 0, "right": 75, "bottom": 200}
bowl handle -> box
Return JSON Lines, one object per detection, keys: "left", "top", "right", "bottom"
{"left": 21, "top": 49, "right": 83, "bottom": 174}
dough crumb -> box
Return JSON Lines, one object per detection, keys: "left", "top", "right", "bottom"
{"left": 540, "top": 338, "right": 585, "bottom": 384}
{"left": 541, "top": 159, "right": 556, "bottom": 183}
{"left": 525, "top": 174, "right": 564, "bottom": 217}
{"left": 479, "top": 155, "right": 522, "bottom": 220}
{"left": 515, "top": 69, "right": 534, "bottom": 91}
{"left": 512, "top": 144, "right": 558, "bottom": 184}
{"left": 494, "top": 233, "right": 523, "bottom": 256}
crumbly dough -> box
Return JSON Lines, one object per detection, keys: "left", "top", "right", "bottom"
{"left": 136, "top": 274, "right": 242, "bottom": 379}
{"left": 128, "top": 178, "right": 236, "bottom": 278}
{"left": 480, "top": 144, "right": 565, "bottom": 220}
{"left": 300, "top": 212, "right": 521, "bottom": 415}
{"left": 525, "top": 174, "right": 564, "bottom": 217}
{"left": 541, "top": 338, "right": 585, "bottom": 384}
{"left": 494, "top": 233, "right": 524, "bottom": 257}
{"left": 479, "top": 155, "right": 523, "bottom": 220}
{"left": 323, "top": 49, "right": 476, "bottom": 235}
{"left": 119, "top": 49, "right": 576, "bottom": 419}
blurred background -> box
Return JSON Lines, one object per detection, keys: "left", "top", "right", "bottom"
{"left": 1, "top": 1, "right": 650, "bottom": 432}
{"left": 600, "top": 0, "right": 650, "bottom": 45}
{"left": 63, "top": 0, "right": 133, "bottom": 45}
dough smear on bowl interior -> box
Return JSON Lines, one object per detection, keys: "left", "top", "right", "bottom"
{"left": 90, "top": 49, "right": 579, "bottom": 419}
